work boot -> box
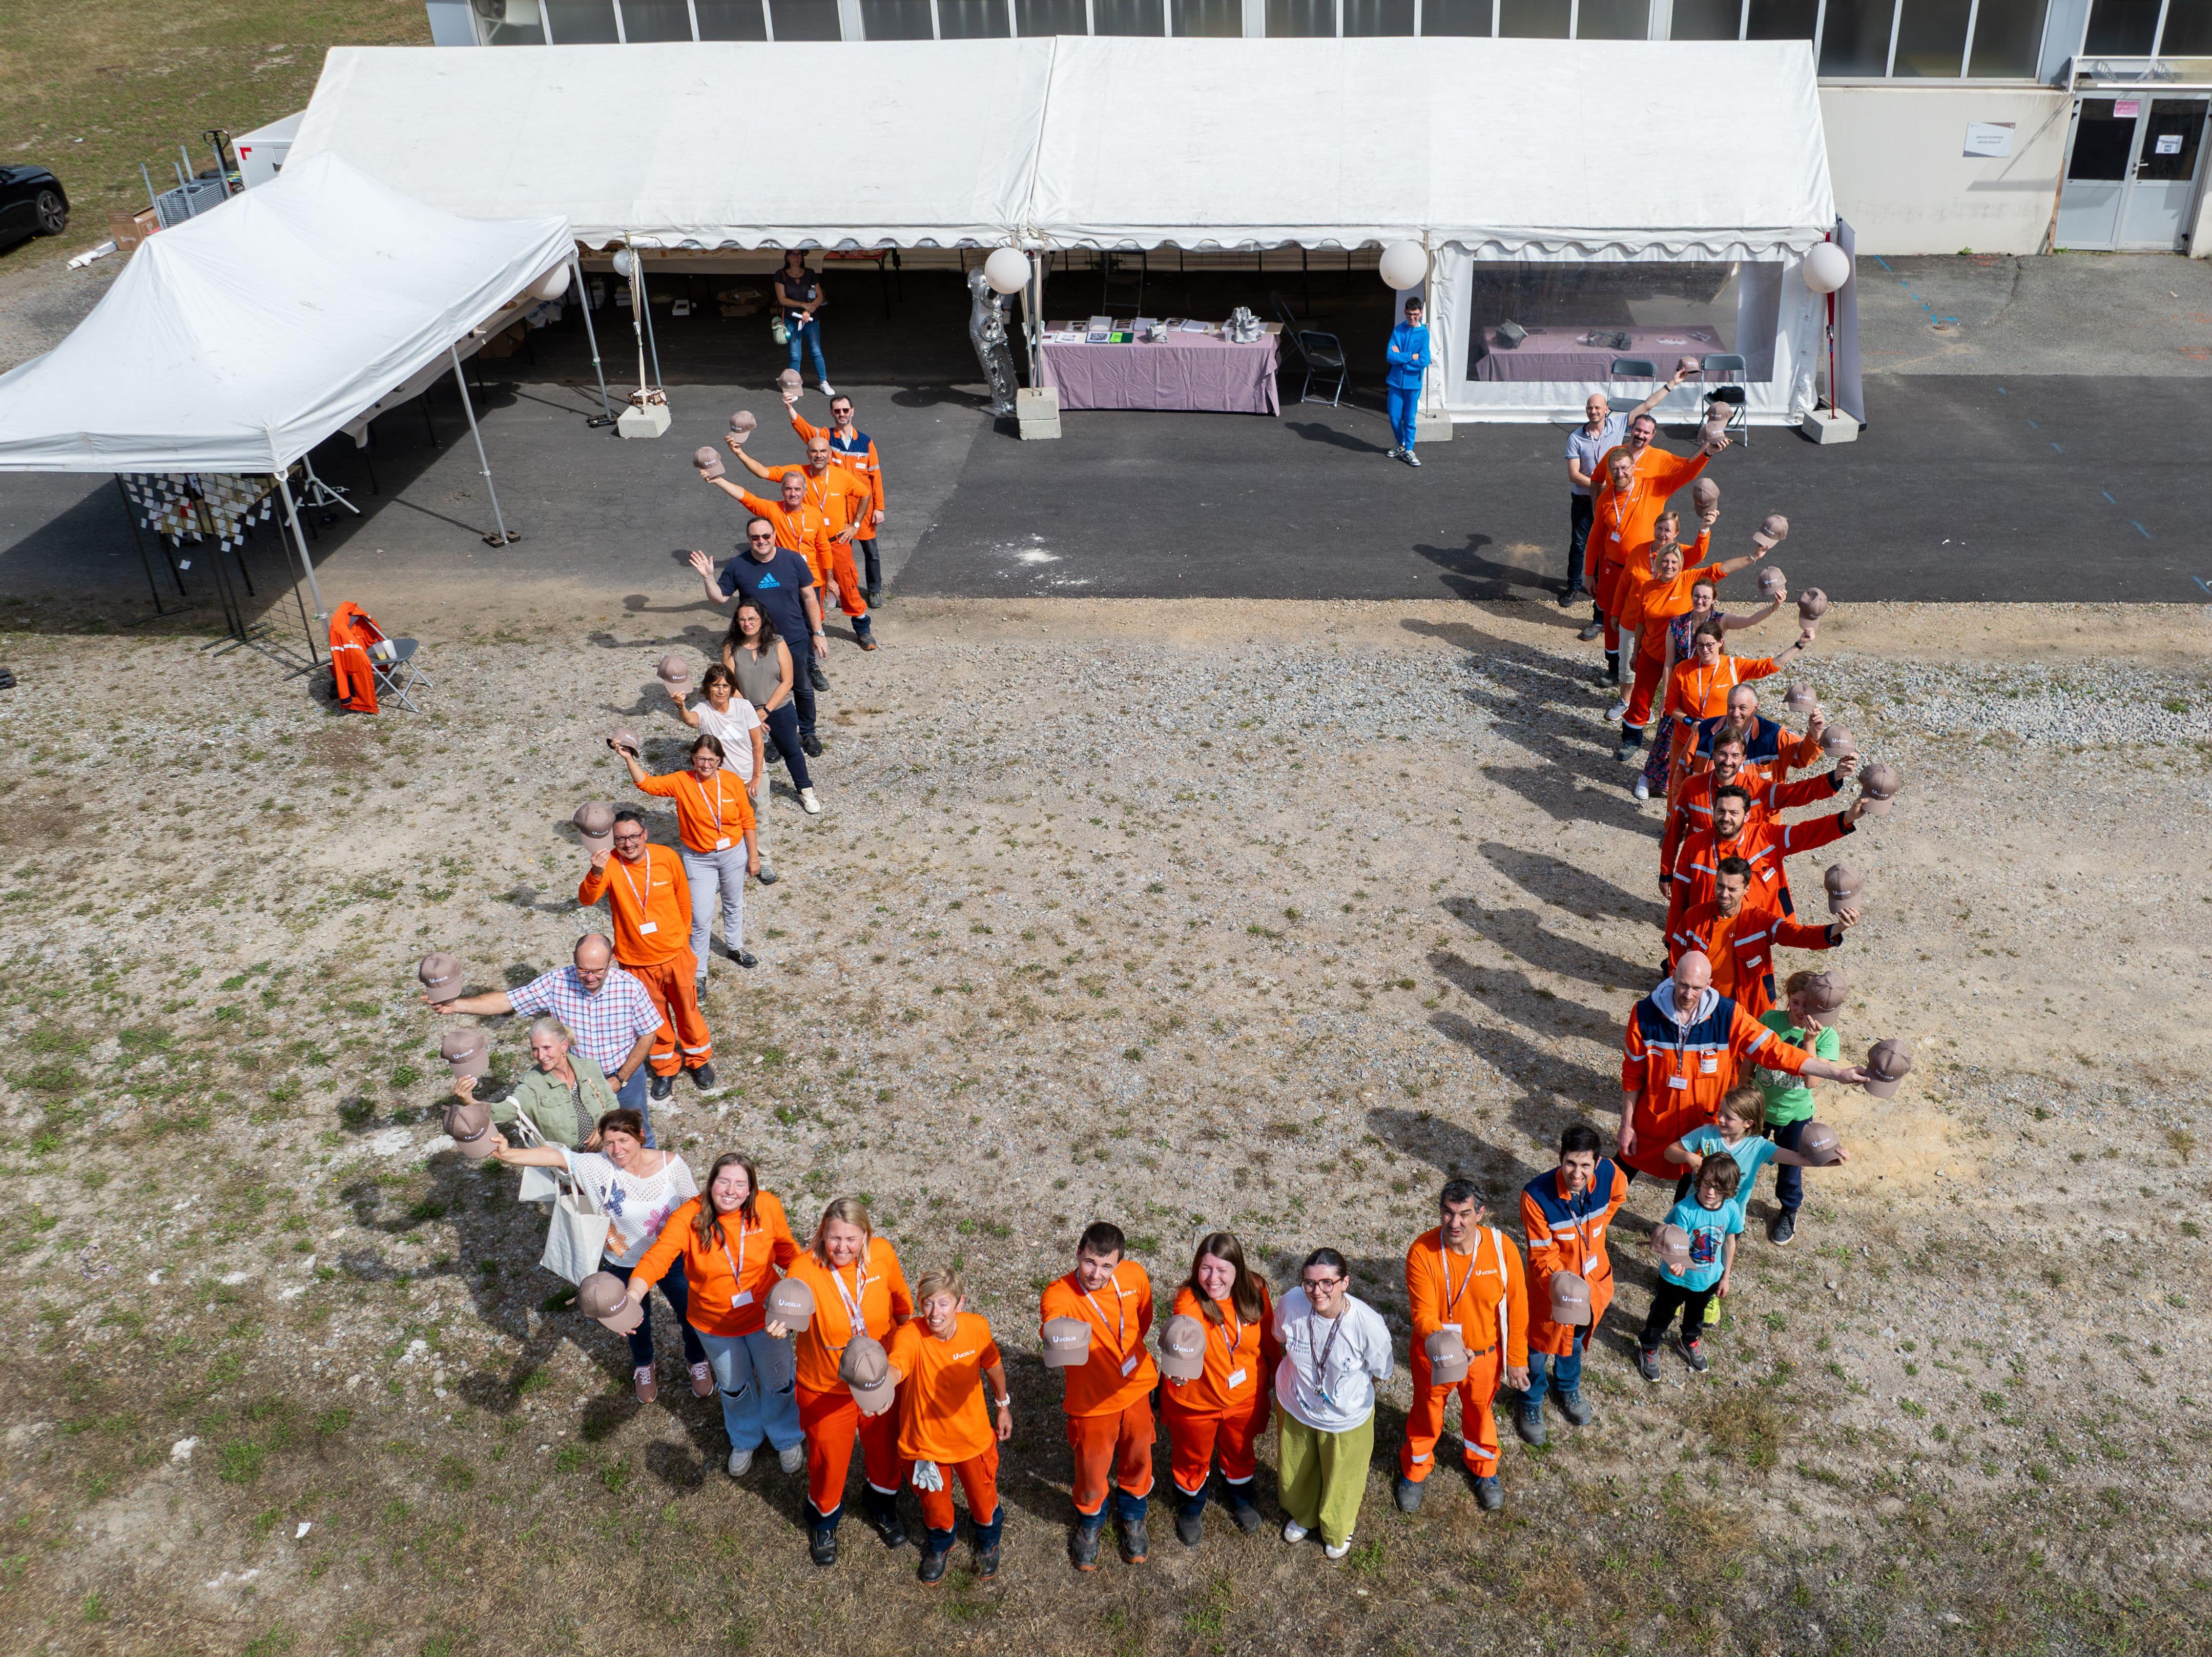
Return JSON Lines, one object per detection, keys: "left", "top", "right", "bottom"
{"left": 917, "top": 1546, "right": 950, "bottom": 1585}
{"left": 809, "top": 1524, "right": 838, "bottom": 1567}
{"left": 1514, "top": 1400, "right": 1546, "bottom": 1447}
{"left": 808, "top": 662, "right": 830, "bottom": 692}
{"left": 1069, "top": 1519, "right": 1103, "bottom": 1572}
{"left": 1119, "top": 1514, "right": 1149, "bottom": 1564}
{"left": 648, "top": 1072, "right": 673, "bottom": 1102}
{"left": 1577, "top": 619, "right": 1603, "bottom": 641}
{"left": 974, "top": 1542, "right": 1000, "bottom": 1578}
{"left": 1767, "top": 1208, "right": 1798, "bottom": 1246}
{"left": 1555, "top": 1389, "right": 1595, "bottom": 1427}
{"left": 1175, "top": 1506, "right": 1203, "bottom": 1548}
{"left": 801, "top": 731, "right": 823, "bottom": 759}
{"left": 688, "top": 1062, "right": 719, "bottom": 1094}
{"left": 1226, "top": 1489, "right": 1263, "bottom": 1532}
{"left": 1473, "top": 1475, "right": 1504, "bottom": 1511}
{"left": 1392, "top": 1474, "right": 1424, "bottom": 1513}
{"left": 863, "top": 1487, "right": 906, "bottom": 1550}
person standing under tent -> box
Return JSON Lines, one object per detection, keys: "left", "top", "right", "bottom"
{"left": 776, "top": 250, "right": 832, "bottom": 395}
{"left": 1384, "top": 297, "right": 1432, "bottom": 467}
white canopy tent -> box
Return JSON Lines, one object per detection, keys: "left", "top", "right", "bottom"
{"left": 286, "top": 36, "right": 1835, "bottom": 422}
{"left": 0, "top": 151, "right": 579, "bottom": 640}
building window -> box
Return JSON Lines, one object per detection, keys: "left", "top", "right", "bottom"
{"left": 1421, "top": 0, "right": 1493, "bottom": 29}
{"left": 1892, "top": 0, "right": 1974, "bottom": 73}
{"left": 1016, "top": 0, "right": 1086, "bottom": 28}
{"left": 1095, "top": 0, "right": 1168, "bottom": 30}
{"left": 544, "top": 0, "right": 621, "bottom": 40}
{"left": 2158, "top": 0, "right": 2212, "bottom": 52}
{"left": 768, "top": 0, "right": 843, "bottom": 34}
{"left": 1815, "top": 0, "right": 1894, "bottom": 72}
{"left": 2082, "top": 0, "right": 2161, "bottom": 54}
{"left": 618, "top": 0, "right": 695, "bottom": 37}
{"left": 860, "top": 0, "right": 934, "bottom": 34}
{"left": 1967, "top": 0, "right": 2045, "bottom": 72}
{"left": 695, "top": 0, "right": 769, "bottom": 35}
{"left": 1577, "top": 0, "right": 1650, "bottom": 37}
{"left": 1669, "top": 0, "right": 1741, "bottom": 37}
{"left": 1267, "top": 0, "right": 1337, "bottom": 32}
{"left": 1745, "top": 0, "right": 1817, "bottom": 38}
{"left": 1344, "top": 0, "right": 1416, "bottom": 31}
{"left": 1498, "top": 0, "right": 1572, "bottom": 35}
{"left": 1173, "top": 0, "right": 1242, "bottom": 30}
{"left": 479, "top": 0, "right": 549, "bottom": 43}
{"left": 939, "top": 0, "right": 1011, "bottom": 31}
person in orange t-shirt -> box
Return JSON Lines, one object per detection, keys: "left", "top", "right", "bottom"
{"left": 616, "top": 733, "right": 760, "bottom": 980}
{"left": 725, "top": 427, "right": 875, "bottom": 644}
{"left": 885, "top": 1267, "right": 1011, "bottom": 1584}
{"left": 629, "top": 1153, "right": 801, "bottom": 1472}
{"left": 1667, "top": 858, "right": 1855, "bottom": 1020}
{"left": 1589, "top": 414, "right": 1724, "bottom": 676}
{"left": 1395, "top": 1180, "right": 1528, "bottom": 1515}
{"left": 791, "top": 392, "right": 887, "bottom": 601}
{"left": 576, "top": 810, "right": 713, "bottom": 1100}
{"left": 1161, "top": 1231, "right": 1279, "bottom": 1547}
{"left": 768, "top": 1197, "right": 915, "bottom": 1565}
{"left": 1040, "top": 1220, "right": 1159, "bottom": 1570}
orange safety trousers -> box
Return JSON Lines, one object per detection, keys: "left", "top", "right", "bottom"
{"left": 1625, "top": 644, "right": 1668, "bottom": 729}
{"left": 798, "top": 1384, "right": 907, "bottom": 1517}
{"left": 1065, "top": 1395, "right": 1155, "bottom": 1517}
{"left": 918, "top": 1444, "right": 1000, "bottom": 1536}
{"left": 1399, "top": 1342, "right": 1505, "bottom": 1481}
{"left": 621, "top": 951, "right": 710, "bottom": 1076}
{"left": 1163, "top": 1392, "right": 1268, "bottom": 1496}
{"left": 823, "top": 539, "right": 867, "bottom": 619}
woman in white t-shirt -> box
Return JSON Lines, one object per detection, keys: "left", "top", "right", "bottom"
{"left": 494, "top": 1107, "right": 701, "bottom": 1403}
{"left": 673, "top": 665, "right": 776, "bottom": 885}
{"left": 1272, "top": 1247, "right": 1394, "bottom": 1561}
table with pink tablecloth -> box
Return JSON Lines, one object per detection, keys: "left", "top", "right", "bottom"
{"left": 1037, "top": 332, "right": 1281, "bottom": 415}
{"left": 1472, "top": 324, "right": 1726, "bottom": 383}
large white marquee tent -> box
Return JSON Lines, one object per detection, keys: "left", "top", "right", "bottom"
{"left": 290, "top": 35, "right": 1840, "bottom": 423}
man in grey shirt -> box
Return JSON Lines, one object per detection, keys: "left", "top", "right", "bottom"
{"left": 1562, "top": 373, "right": 1687, "bottom": 627}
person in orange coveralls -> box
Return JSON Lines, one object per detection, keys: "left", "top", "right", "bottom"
{"left": 577, "top": 809, "right": 713, "bottom": 1102}
{"left": 1394, "top": 1179, "right": 1527, "bottom": 1516}
{"left": 1515, "top": 1120, "right": 1627, "bottom": 1446}
{"left": 1040, "top": 1221, "right": 1158, "bottom": 1571}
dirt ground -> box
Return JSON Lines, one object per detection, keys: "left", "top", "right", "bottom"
{"left": 0, "top": 589, "right": 2206, "bottom": 1657}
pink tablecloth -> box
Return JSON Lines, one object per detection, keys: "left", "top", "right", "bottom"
{"left": 1037, "top": 334, "right": 1281, "bottom": 415}
{"left": 1473, "top": 324, "right": 1725, "bottom": 384}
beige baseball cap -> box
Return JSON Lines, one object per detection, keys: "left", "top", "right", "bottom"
{"left": 1796, "top": 1121, "right": 1845, "bottom": 1165}
{"left": 776, "top": 369, "right": 803, "bottom": 391}
{"left": 440, "top": 1028, "right": 489, "bottom": 1080}
{"left": 1690, "top": 477, "right": 1720, "bottom": 511}
{"left": 1423, "top": 1326, "right": 1471, "bottom": 1385}
{"left": 1549, "top": 1271, "right": 1593, "bottom": 1327}
{"left": 1758, "top": 565, "right": 1787, "bottom": 599}
{"left": 1820, "top": 725, "right": 1857, "bottom": 760}
{"left": 1042, "top": 1315, "right": 1092, "bottom": 1369}
{"left": 1784, "top": 680, "right": 1817, "bottom": 716}
{"left": 1677, "top": 355, "right": 1703, "bottom": 376}
{"left": 1864, "top": 1039, "right": 1913, "bottom": 1099}
{"left": 728, "top": 409, "right": 757, "bottom": 436}
{"left": 1858, "top": 761, "right": 1903, "bottom": 815}
{"left": 1797, "top": 587, "right": 1830, "bottom": 620}
{"left": 656, "top": 654, "right": 692, "bottom": 688}
{"left": 418, "top": 952, "right": 463, "bottom": 1002}
{"left": 577, "top": 1271, "right": 645, "bottom": 1335}
{"left": 443, "top": 1098, "right": 497, "bottom": 1159}
{"left": 840, "top": 1334, "right": 897, "bottom": 1415}
{"left": 1157, "top": 1314, "right": 1207, "bottom": 1383}
{"left": 607, "top": 729, "right": 642, "bottom": 759}
{"left": 766, "top": 1277, "right": 813, "bottom": 1333}
{"left": 1823, "top": 862, "right": 1863, "bottom": 914}
{"left": 573, "top": 801, "right": 615, "bottom": 851}
{"left": 1751, "top": 512, "right": 1789, "bottom": 549}
{"left": 1653, "top": 1224, "right": 1691, "bottom": 1274}
{"left": 692, "top": 446, "right": 725, "bottom": 481}
{"left": 1803, "top": 968, "right": 1849, "bottom": 1015}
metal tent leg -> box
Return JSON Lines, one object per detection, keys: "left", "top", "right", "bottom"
{"left": 449, "top": 344, "right": 516, "bottom": 547}
{"left": 572, "top": 251, "right": 615, "bottom": 426}
{"left": 275, "top": 473, "right": 327, "bottom": 664}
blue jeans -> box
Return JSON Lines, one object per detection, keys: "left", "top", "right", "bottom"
{"left": 1764, "top": 1117, "right": 1809, "bottom": 1213}
{"left": 612, "top": 1064, "right": 657, "bottom": 1149}
{"left": 786, "top": 317, "right": 827, "bottom": 383}
{"left": 1525, "top": 1327, "right": 1587, "bottom": 1405}
{"left": 613, "top": 1256, "right": 707, "bottom": 1369}
{"left": 761, "top": 699, "right": 812, "bottom": 790}
{"left": 697, "top": 1328, "right": 802, "bottom": 1454}
{"left": 1386, "top": 383, "right": 1419, "bottom": 450}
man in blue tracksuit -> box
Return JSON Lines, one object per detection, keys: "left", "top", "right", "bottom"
{"left": 1384, "top": 296, "right": 1432, "bottom": 467}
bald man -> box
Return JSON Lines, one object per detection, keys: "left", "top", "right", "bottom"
{"left": 1618, "top": 951, "right": 1865, "bottom": 1182}
{"left": 422, "top": 934, "right": 667, "bottom": 1141}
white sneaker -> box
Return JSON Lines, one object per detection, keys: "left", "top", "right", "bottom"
{"left": 1605, "top": 698, "right": 1630, "bottom": 721}
{"left": 1632, "top": 776, "right": 1650, "bottom": 801}
{"left": 1281, "top": 1519, "right": 1308, "bottom": 1544}
{"left": 1403, "top": 451, "right": 1421, "bottom": 467}
{"left": 727, "top": 1447, "right": 753, "bottom": 1478}
{"left": 799, "top": 787, "right": 821, "bottom": 816}
{"left": 1385, "top": 446, "right": 1402, "bottom": 460}
{"left": 1324, "top": 1537, "right": 1353, "bottom": 1561}
{"left": 818, "top": 380, "right": 835, "bottom": 397}
{"left": 778, "top": 1443, "right": 805, "bottom": 1474}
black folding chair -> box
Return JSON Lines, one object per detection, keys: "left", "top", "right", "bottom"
{"left": 1297, "top": 331, "right": 1348, "bottom": 406}
{"left": 1700, "top": 352, "right": 1750, "bottom": 448}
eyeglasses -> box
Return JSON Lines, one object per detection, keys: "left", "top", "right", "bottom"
{"left": 1301, "top": 1276, "right": 1345, "bottom": 1292}
{"left": 612, "top": 832, "right": 645, "bottom": 845}
{"left": 746, "top": 533, "right": 775, "bottom": 543}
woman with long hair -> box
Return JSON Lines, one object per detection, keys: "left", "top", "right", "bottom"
{"left": 767, "top": 1197, "right": 914, "bottom": 1565}
{"left": 1161, "top": 1232, "right": 1279, "bottom": 1547}
{"left": 628, "top": 1153, "right": 802, "bottom": 1476}
{"left": 615, "top": 732, "right": 760, "bottom": 979}
{"left": 722, "top": 595, "right": 817, "bottom": 814}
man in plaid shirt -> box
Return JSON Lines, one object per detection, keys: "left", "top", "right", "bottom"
{"left": 422, "top": 935, "right": 667, "bottom": 1144}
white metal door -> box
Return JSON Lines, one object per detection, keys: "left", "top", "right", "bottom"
{"left": 2056, "top": 97, "right": 2142, "bottom": 251}
{"left": 2119, "top": 97, "right": 2209, "bottom": 249}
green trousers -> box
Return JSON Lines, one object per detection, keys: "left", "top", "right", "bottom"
{"left": 1275, "top": 1408, "right": 1374, "bottom": 1547}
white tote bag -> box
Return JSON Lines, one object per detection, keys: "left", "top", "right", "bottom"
{"left": 509, "top": 1108, "right": 561, "bottom": 1205}
{"left": 541, "top": 1161, "right": 611, "bottom": 1286}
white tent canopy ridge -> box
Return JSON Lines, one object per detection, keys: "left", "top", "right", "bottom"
{"left": 288, "top": 36, "right": 1839, "bottom": 423}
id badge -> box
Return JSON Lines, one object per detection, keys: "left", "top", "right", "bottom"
{"left": 733, "top": 1291, "right": 754, "bottom": 1307}
{"left": 1121, "top": 1353, "right": 1139, "bottom": 1377}
{"left": 639, "top": 922, "right": 658, "bottom": 934}
{"left": 1609, "top": 531, "right": 1622, "bottom": 543}
{"left": 716, "top": 836, "right": 732, "bottom": 850}
{"left": 1226, "top": 1367, "right": 1247, "bottom": 1389}
{"left": 1668, "top": 1074, "right": 1689, "bottom": 1090}
{"left": 1700, "top": 1056, "right": 1718, "bottom": 1074}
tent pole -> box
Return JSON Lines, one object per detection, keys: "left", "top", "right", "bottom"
{"left": 450, "top": 344, "right": 516, "bottom": 546}
{"left": 571, "top": 251, "right": 616, "bottom": 425}
{"left": 638, "top": 257, "right": 665, "bottom": 392}
{"left": 275, "top": 473, "right": 327, "bottom": 663}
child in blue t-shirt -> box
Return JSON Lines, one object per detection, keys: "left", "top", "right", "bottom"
{"left": 1637, "top": 1157, "right": 1742, "bottom": 1379}
{"left": 1664, "top": 1086, "right": 1807, "bottom": 1327}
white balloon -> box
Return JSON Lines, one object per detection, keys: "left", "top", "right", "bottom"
{"left": 1802, "top": 242, "right": 1851, "bottom": 295}
{"left": 612, "top": 249, "right": 635, "bottom": 277}
{"left": 1378, "top": 240, "right": 1428, "bottom": 292}
{"left": 531, "top": 263, "right": 571, "bottom": 302}
{"left": 983, "top": 247, "right": 1032, "bottom": 296}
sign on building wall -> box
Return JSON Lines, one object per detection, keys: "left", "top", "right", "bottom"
{"left": 1963, "top": 121, "right": 2015, "bottom": 158}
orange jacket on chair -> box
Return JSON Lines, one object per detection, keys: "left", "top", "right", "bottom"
{"left": 328, "top": 601, "right": 383, "bottom": 713}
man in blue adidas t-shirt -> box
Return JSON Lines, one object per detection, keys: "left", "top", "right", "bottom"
{"left": 689, "top": 523, "right": 824, "bottom": 763}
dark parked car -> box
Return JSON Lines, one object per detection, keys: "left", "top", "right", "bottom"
{"left": 0, "top": 167, "right": 69, "bottom": 252}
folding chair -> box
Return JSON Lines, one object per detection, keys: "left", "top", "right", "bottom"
{"left": 366, "top": 636, "right": 431, "bottom": 714}
{"left": 1699, "top": 353, "right": 1750, "bottom": 448}
{"left": 1297, "top": 330, "right": 1349, "bottom": 406}
{"left": 1269, "top": 290, "right": 1300, "bottom": 333}
{"left": 330, "top": 600, "right": 430, "bottom": 714}
{"left": 1608, "top": 356, "right": 1659, "bottom": 383}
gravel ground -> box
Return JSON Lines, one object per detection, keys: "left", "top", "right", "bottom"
{"left": 0, "top": 595, "right": 2206, "bottom": 1656}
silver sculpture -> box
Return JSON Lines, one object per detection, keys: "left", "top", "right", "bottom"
{"left": 966, "top": 267, "right": 1020, "bottom": 418}
{"left": 1223, "top": 306, "right": 1263, "bottom": 345}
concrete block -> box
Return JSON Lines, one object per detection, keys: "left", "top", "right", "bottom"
{"left": 1800, "top": 410, "right": 1859, "bottom": 445}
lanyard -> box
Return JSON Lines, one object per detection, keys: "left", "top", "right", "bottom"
{"left": 1558, "top": 1176, "right": 1601, "bottom": 1260}
{"left": 1438, "top": 1242, "right": 1477, "bottom": 1320}
{"left": 1212, "top": 1301, "right": 1246, "bottom": 1360}
{"left": 1604, "top": 476, "right": 1641, "bottom": 537}
{"left": 718, "top": 1215, "right": 748, "bottom": 1292}
{"left": 1309, "top": 1306, "right": 1346, "bottom": 1385}
{"left": 615, "top": 847, "right": 653, "bottom": 913}
{"left": 828, "top": 1251, "right": 871, "bottom": 1345}
{"left": 689, "top": 769, "right": 728, "bottom": 837}
{"left": 1083, "top": 1274, "right": 1130, "bottom": 1356}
